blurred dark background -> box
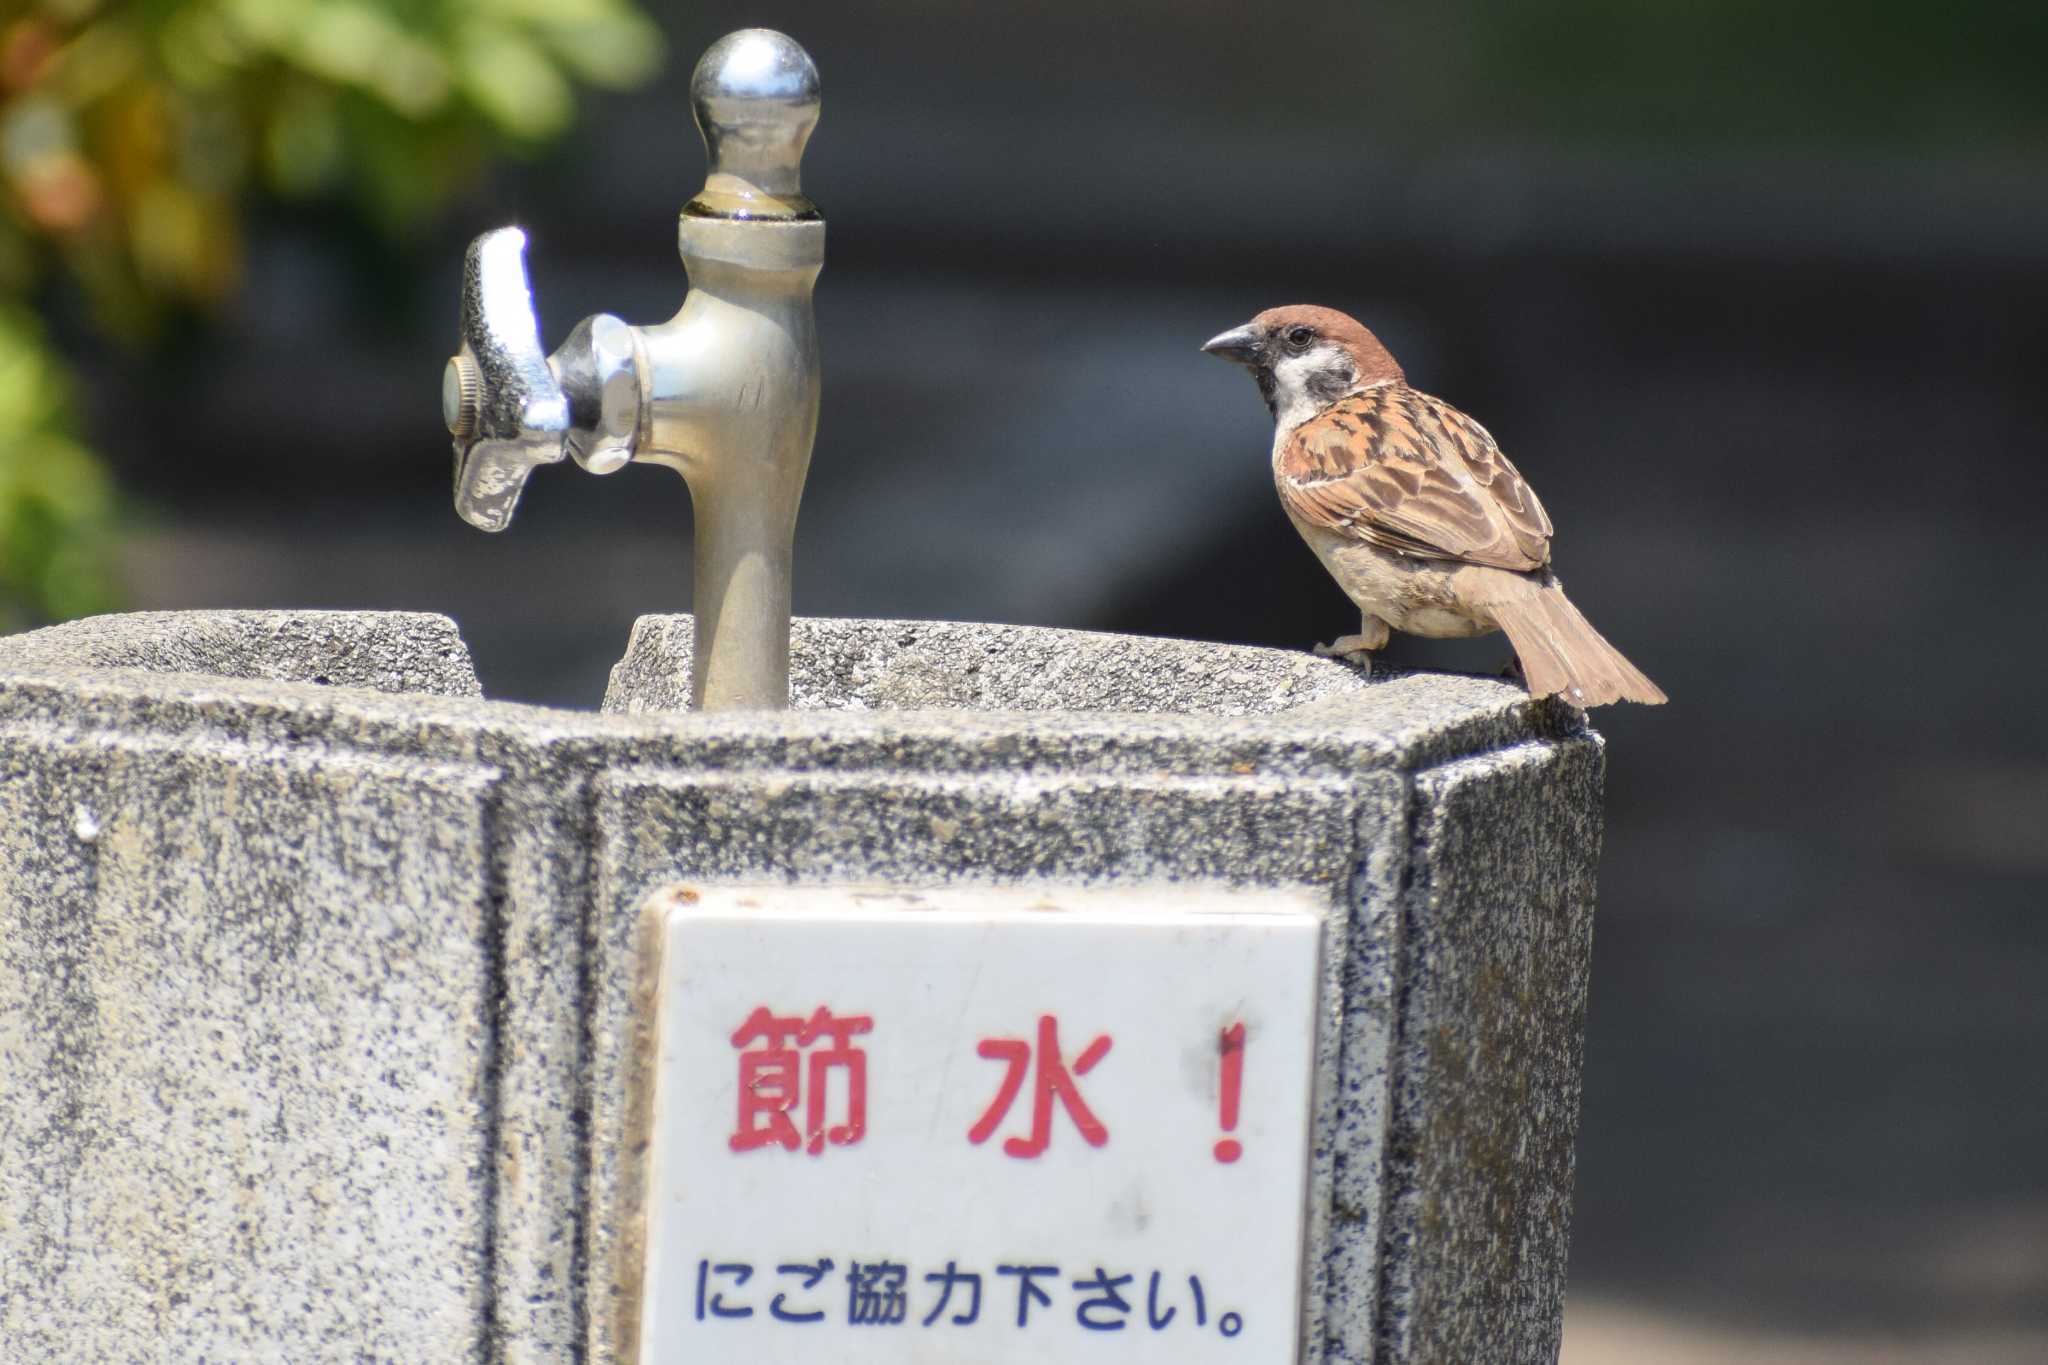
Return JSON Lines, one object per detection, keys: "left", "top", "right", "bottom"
{"left": 25, "top": 1, "right": 2048, "bottom": 1358}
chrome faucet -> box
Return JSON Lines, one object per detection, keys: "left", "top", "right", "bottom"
{"left": 440, "top": 29, "right": 824, "bottom": 711}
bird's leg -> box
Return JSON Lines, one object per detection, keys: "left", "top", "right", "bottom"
{"left": 1314, "top": 613, "right": 1390, "bottom": 670}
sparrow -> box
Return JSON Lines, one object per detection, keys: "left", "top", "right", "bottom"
{"left": 1202, "top": 305, "right": 1665, "bottom": 707}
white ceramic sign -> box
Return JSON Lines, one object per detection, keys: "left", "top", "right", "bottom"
{"left": 635, "top": 883, "right": 1325, "bottom": 1364}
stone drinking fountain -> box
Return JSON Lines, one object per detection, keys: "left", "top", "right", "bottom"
{"left": 0, "top": 30, "right": 1604, "bottom": 1365}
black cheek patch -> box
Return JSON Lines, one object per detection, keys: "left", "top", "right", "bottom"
{"left": 1306, "top": 363, "right": 1356, "bottom": 407}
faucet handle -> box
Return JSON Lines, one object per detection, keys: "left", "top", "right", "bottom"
{"left": 444, "top": 227, "right": 570, "bottom": 532}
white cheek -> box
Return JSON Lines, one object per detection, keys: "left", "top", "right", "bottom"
{"left": 1269, "top": 347, "right": 1347, "bottom": 428}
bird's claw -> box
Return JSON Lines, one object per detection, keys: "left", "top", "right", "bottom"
{"left": 1314, "top": 635, "right": 1378, "bottom": 670}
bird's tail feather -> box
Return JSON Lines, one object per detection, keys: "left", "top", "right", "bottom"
{"left": 1489, "top": 579, "right": 1666, "bottom": 707}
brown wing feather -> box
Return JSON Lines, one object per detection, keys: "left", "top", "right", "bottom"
{"left": 1276, "top": 387, "right": 1553, "bottom": 571}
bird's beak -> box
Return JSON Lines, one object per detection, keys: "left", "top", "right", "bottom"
{"left": 1200, "top": 324, "right": 1262, "bottom": 366}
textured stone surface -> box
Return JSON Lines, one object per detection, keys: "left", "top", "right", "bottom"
{"left": 604, "top": 613, "right": 1373, "bottom": 716}
{"left": 0, "top": 609, "right": 482, "bottom": 698}
{"left": 0, "top": 609, "right": 1602, "bottom": 1364}
{"left": 1373, "top": 739, "right": 1604, "bottom": 1364}
{"left": 0, "top": 708, "right": 498, "bottom": 1360}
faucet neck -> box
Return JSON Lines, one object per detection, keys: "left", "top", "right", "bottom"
{"left": 678, "top": 215, "right": 826, "bottom": 277}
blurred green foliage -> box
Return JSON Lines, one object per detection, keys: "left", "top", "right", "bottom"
{"left": 0, "top": 0, "right": 664, "bottom": 631}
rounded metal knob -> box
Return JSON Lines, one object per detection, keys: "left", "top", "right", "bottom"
{"left": 688, "top": 28, "right": 820, "bottom": 219}
{"left": 442, "top": 354, "right": 481, "bottom": 439}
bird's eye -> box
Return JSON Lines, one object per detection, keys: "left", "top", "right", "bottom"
{"left": 1285, "top": 326, "right": 1314, "bottom": 351}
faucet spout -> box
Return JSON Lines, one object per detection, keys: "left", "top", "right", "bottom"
{"left": 638, "top": 238, "right": 822, "bottom": 710}
{"left": 441, "top": 29, "right": 825, "bottom": 711}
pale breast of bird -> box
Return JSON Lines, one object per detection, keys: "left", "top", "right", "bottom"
{"left": 1288, "top": 518, "right": 1501, "bottom": 639}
